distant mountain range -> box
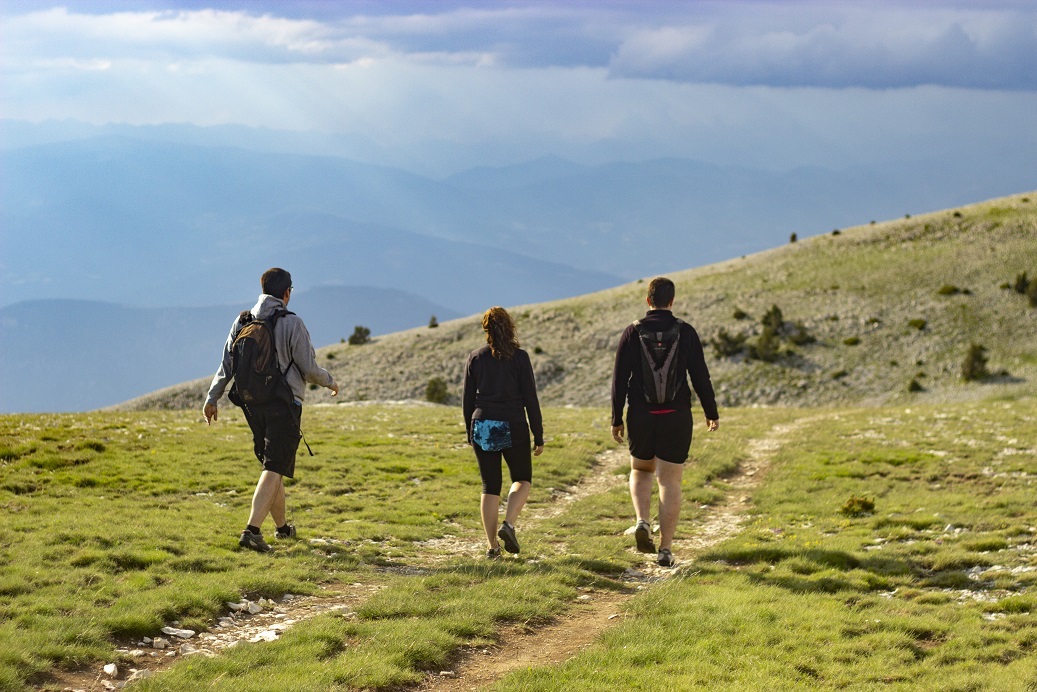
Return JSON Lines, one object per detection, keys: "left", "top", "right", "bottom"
{"left": 0, "top": 286, "right": 459, "bottom": 413}
{"left": 121, "top": 191, "right": 1037, "bottom": 415}
{"left": 2, "top": 122, "right": 1035, "bottom": 412}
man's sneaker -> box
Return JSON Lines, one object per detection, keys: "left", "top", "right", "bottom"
{"left": 275, "top": 524, "right": 297, "bottom": 540}
{"left": 239, "top": 530, "right": 271, "bottom": 553}
{"left": 497, "top": 522, "right": 520, "bottom": 554}
{"left": 487, "top": 546, "right": 502, "bottom": 560}
{"left": 634, "top": 520, "right": 656, "bottom": 553}
{"left": 657, "top": 548, "right": 675, "bottom": 568}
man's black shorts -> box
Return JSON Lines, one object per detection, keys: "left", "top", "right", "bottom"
{"left": 626, "top": 407, "right": 693, "bottom": 463}
{"left": 244, "top": 401, "right": 302, "bottom": 478}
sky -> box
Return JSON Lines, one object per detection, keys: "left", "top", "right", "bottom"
{"left": 2, "top": 0, "right": 1037, "bottom": 176}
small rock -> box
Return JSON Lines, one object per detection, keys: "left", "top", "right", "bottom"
{"left": 439, "top": 671, "right": 457, "bottom": 678}
{"left": 227, "top": 601, "right": 248, "bottom": 612}
{"left": 180, "top": 643, "right": 198, "bottom": 655}
{"left": 247, "top": 602, "right": 264, "bottom": 615}
{"left": 577, "top": 595, "right": 592, "bottom": 601}
{"left": 152, "top": 637, "right": 169, "bottom": 650}
{"left": 608, "top": 614, "right": 621, "bottom": 620}
{"left": 126, "top": 669, "right": 152, "bottom": 683}
{"left": 161, "top": 626, "right": 196, "bottom": 639}
{"left": 103, "top": 663, "right": 118, "bottom": 677}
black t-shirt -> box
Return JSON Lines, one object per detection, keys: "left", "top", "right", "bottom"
{"left": 463, "top": 345, "right": 544, "bottom": 446}
{"left": 611, "top": 309, "right": 719, "bottom": 426}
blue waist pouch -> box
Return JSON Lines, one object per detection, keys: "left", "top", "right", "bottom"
{"left": 472, "top": 419, "right": 512, "bottom": 452}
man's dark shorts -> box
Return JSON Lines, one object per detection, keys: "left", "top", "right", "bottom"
{"left": 626, "top": 408, "right": 693, "bottom": 463}
{"left": 244, "top": 401, "right": 302, "bottom": 478}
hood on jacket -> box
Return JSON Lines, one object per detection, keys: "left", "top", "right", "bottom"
{"left": 251, "top": 294, "right": 287, "bottom": 320}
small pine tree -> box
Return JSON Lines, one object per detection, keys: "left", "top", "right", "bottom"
{"left": 1014, "top": 272, "right": 1030, "bottom": 294}
{"left": 428, "top": 315, "right": 439, "bottom": 328}
{"left": 425, "top": 377, "right": 449, "bottom": 404}
{"left": 348, "top": 326, "right": 371, "bottom": 345}
{"left": 710, "top": 328, "right": 747, "bottom": 358}
{"left": 749, "top": 326, "right": 781, "bottom": 362}
{"left": 961, "top": 344, "right": 989, "bottom": 382}
{"left": 789, "top": 232, "right": 797, "bottom": 243}
{"left": 761, "top": 305, "right": 784, "bottom": 333}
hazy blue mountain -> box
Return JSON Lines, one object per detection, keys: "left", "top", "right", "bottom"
{"left": 5, "top": 133, "right": 1033, "bottom": 314}
{"left": 0, "top": 286, "right": 459, "bottom": 413}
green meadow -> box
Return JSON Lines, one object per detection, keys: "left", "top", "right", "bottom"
{"left": 2, "top": 398, "right": 1036, "bottom": 690}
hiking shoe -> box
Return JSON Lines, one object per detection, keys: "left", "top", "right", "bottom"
{"left": 487, "top": 546, "right": 502, "bottom": 560}
{"left": 497, "top": 522, "right": 520, "bottom": 554}
{"left": 275, "top": 524, "right": 297, "bottom": 540}
{"left": 657, "top": 548, "right": 675, "bottom": 568}
{"left": 634, "top": 520, "right": 656, "bottom": 553}
{"left": 239, "top": 530, "right": 271, "bottom": 553}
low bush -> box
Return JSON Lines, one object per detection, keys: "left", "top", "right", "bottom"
{"left": 424, "top": 377, "right": 449, "bottom": 404}
{"left": 961, "top": 344, "right": 990, "bottom": 382}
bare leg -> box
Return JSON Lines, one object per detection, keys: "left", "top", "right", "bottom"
{"left": 247, "top": 470, "right": 283, "bottom": 530}
{"left": 655, "top": 459, "right": 685, "bottom": 550}
{"left": 269, "top": 476, "right": 287, "bottom": 527}
{"left": 629, "top": 457, "right": 656, "bottom": 524}
{"left": 481, "top": 494, "right": 501, "bottom": 550}
{"left": 503, "top": 480, "right": 530, "bottom": 526}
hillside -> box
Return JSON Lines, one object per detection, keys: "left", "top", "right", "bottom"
{"left": 119, "top": 192, "right": 1037, "bottom": 412}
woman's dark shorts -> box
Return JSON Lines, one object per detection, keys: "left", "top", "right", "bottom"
{"left": 626, "top": 407, "right": 693, "bottom": 464}
{"left": 244, "top": 401, "right": 302, "bottom": 478}
{"left": 472, "top": 420, "right": 532, "bottom": 496}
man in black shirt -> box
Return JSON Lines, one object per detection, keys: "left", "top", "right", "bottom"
{"left": 611, "top": 277, "right": 719, "bottom": 567}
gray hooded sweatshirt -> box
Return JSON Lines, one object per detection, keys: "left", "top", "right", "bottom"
{"left": 205, "top": 294, "right": 335, "bottom": 407}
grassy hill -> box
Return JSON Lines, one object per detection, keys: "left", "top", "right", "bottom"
{"left": 119, "top": 191, "right": 1037, "bottom": 413}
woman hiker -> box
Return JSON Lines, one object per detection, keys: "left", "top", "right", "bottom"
{"left": 462, "top": 307, "right": 544, "bottom": 558}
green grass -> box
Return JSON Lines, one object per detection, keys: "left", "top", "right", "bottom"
{"left": 4, "top": 399, "right": 1037, "bottom": 690}
{"left": 499, "top": 399, "right": 1037, "bottom": 691}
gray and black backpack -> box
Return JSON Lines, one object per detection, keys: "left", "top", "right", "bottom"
{"left": 633, "top": 318, "right": 684, "bottom": 404}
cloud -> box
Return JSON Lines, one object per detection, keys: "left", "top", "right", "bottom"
{"left": 607, "top": 5, "right": 1037, "bottom": 90}
{"left": 5, "top": 3, "right": 1033, "bottom": 90}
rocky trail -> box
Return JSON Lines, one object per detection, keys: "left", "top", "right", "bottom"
{"left": 49, "top": 423, "right": 799, "bottom": 692}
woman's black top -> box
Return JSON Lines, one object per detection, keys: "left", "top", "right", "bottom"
{"left": 463, "top": 345, "right": 544, "bottom": 447}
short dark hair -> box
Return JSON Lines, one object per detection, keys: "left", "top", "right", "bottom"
{"left": 261, "top": 268, "right": 292, "bottom": 298}
{"left": 647, "top": 277, "right": 675, "bottom": 308}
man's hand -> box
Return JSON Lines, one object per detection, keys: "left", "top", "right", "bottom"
{"left": 533, "top": 445, "right": 544, "bottom": 457}
{"left": 204, "top": 403, "right": 218, "bottom": 425}
{"left": 706, "top": 419, "right": 719, "bottom": 432}
{"left": 611, "top": 424, "right": 624, "bottom": 444}
{"left": 329, "top": 379, "right": 340, "bottom": 396}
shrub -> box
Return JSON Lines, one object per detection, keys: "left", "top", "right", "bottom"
{"left": 908, "top": 378, "right": 924, "bottom": 392}
{"left": 348, "top": 326, "right": 372, "bottom": 345}
{"left": 937, "top": 284, "right": 961, "bottom": 296}
{"left": 908, "top": 319, "right": 927, "bottom": 330}
{"left": 711, "top": 329, "right": 747, "bottom": 358}
{"left": 428, "top": 315, "right": 439, "bottom": 328}
{"left": 843, "top": 336, "right": 860, "bottom": 346}
{"left": 424, "top": 377, "right": 449, "bottom": 404}
{"left": 789, "top": 232, "right": 797, "bottom": 243}
{"left": 749, "top": 327, "right": 781, "bottom": 362}
{"left": 840, "top": 495, "right": 875, "bottom": 517}
{"left": 533, "top": 346, "right": 544, "bottom": 354}
{"left": 732, "top": 308, "right": 750, "bottom": 320}
{"left": 961, "top": 344, "right": 989, "bottom": 382}
{"left": 761, "top": 305, "right": 784, "bottom": 332}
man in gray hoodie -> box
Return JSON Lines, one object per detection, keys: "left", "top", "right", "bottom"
{"left": 204, "top": 268, "right": 339, "bottom": 552}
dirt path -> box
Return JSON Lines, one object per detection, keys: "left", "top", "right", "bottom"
{"left": 48, "top": 424, "right": 800, "bottom": 692}
{"left": 413, "top": 425, "right": 802, "bottom": 691}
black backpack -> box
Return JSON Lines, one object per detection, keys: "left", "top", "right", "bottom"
{"left": 633, "top": 318, "right": 684, "bottom": 404}
{"left": 228, "top": 308, "right": 295, "bottom": 408}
